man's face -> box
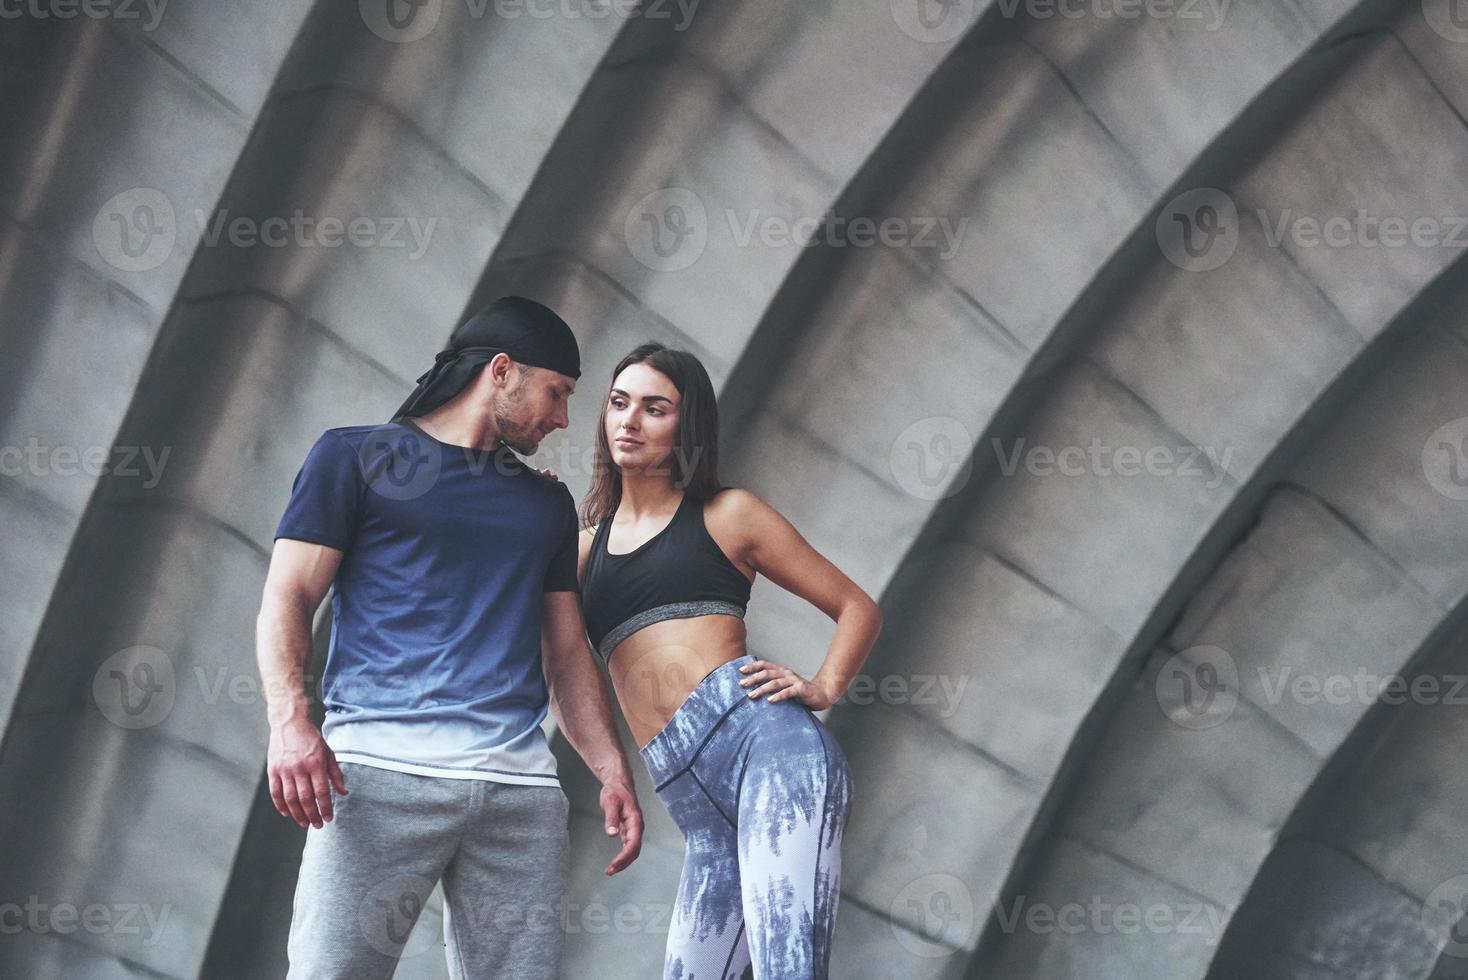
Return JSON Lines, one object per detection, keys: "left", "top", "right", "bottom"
{"left": 495, "top": 364, "right": 575, "bottom": 455}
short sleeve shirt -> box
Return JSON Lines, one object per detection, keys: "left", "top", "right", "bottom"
{"left": 273, "top": 419, "right": 580, "bottom": 784}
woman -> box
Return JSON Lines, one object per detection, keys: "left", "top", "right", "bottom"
{"left": 575, "top": 342, "right": 883, "bottom": 979}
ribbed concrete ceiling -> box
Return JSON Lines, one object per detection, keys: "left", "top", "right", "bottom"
{"left": 2, "top": 2, "right": 1465, "bottom": 978}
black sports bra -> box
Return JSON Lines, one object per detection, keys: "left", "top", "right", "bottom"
{"left": 580, "top": 493, "right": 754, "bottom": 662}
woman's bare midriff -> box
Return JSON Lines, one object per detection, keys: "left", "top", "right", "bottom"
{"left": 608, "top": 613, "right": 750, "bottom": 748}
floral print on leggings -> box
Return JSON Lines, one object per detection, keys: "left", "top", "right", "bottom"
{"left": 640, "top": 655, "right": 854, "bottom": 979}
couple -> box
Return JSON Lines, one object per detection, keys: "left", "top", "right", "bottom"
{"left": 258, "top": 296, "right": 882, "bottom": 979}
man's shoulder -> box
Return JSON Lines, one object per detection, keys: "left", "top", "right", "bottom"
{"left": 315, "top": 422, "right": 434, "bottom": 463}
{"left": 321, "top": 422, "right": 413, "bottom": 446}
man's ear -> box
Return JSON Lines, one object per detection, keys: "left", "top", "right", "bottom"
{"left": 479, "top": 352, "right": 516, "bottom": 393}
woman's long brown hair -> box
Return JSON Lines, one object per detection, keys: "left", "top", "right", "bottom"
{"left": 578, "top": 342, "right": 730, "bottom": 530}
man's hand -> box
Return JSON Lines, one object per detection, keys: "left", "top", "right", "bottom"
{"left": 268, "top": 715, "right": 348, "bottom": 829}
{"left": 599, "top": 777, "right": 644, "bottom": 875}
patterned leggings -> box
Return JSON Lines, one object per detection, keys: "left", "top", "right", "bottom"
{"left": 639, "top": 654, "right": 854, "bottom": 979}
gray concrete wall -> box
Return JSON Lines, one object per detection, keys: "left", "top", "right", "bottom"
{"left": 2, "top": 1, "right": 1467, "bottom": 978}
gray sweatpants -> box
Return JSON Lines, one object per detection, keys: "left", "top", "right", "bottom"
{"left": 286, "top": 761, "right": 570, "bottom": 980}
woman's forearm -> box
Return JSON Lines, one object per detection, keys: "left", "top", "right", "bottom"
{"left": 811, "top": 595, "right": 883, "bottom": 701}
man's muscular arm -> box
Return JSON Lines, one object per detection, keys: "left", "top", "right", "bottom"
{"left": 257, "top": 538, "right": 349, "bottom": 829}
{"left": 541, "top": 590, "right": 644, "bottom": 875}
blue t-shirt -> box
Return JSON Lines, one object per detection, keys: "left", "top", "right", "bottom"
{"left": 273, "top": 419, "right": 579, "bottom": 785}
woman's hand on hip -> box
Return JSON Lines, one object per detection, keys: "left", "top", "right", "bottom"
{"left": 739, "top": 659, "right": 835, "bottom": 711}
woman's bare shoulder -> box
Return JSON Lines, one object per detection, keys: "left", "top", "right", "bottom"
{"left": 707, "top": 486, "right": 773, "bottom": 515}
{"left": 705, "top": 486, "right": 786, "bottom": 541}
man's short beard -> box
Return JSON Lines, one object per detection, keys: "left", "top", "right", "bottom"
{"left": 494, "top": 371, "right": 538, "bottom": 454}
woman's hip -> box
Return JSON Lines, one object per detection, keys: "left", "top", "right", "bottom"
{"left": 640, "top": 658, "right": 851, "bottom": 826}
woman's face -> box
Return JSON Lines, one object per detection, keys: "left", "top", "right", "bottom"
{"left": 605, "top": 362, "right": 681, "bottom": 476}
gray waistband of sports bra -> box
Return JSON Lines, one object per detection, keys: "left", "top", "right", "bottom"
{"left": 597, "top": 600, "right": 747, "bottom": 662}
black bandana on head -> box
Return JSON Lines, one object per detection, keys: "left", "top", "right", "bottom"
{"left": 391, "top": 296, "right": 581, "bottom": 422}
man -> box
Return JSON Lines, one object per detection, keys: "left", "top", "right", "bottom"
{"left": 257, "top": 296, "right": 642, "bottom": 979}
